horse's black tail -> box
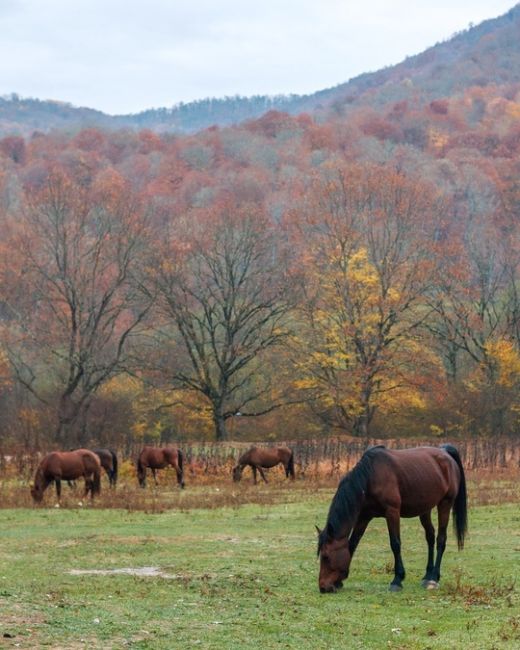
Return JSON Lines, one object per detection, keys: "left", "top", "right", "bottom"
{"left": 110, "top": 449, "right": 118, "bottom": 486}
{"left": 442, "top": 444, "right": 468, "bottom": 550}
{"left": 137, "top": 456, "right": 146, "bottom": 487}
{"left": 287, "top": 450, "right": 295, "bottom": 479}
{"left": 177, "top": 449, "right": 185, "bottom": 488}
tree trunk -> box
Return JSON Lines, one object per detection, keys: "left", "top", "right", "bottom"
{"left": 353, "top": 383, "right": 373, "bottom": 443}
{"left": 55, "top": 396, "right": 91, "bottom": 447}
{"left": 213, "top": 405, "right": 229, "bottom": 441}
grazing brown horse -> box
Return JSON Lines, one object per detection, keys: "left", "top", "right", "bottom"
{"left": 31, "top": 449, "right": 101, "bottom": 503}
{"left": 232, "top": 446, "right": 295, "bottom": 484}
{"left": 137, "top": 446, "right": 184, "bottom": 488}
{"left": 92, "top": 448, "right": 118, "bottom": 487}
{"left": 317, "top": 445, "right": 467, "bottom": 593}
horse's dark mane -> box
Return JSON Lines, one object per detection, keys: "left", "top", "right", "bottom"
{"left": 318, "top": 446, "right": 386, "bottom": 553}
{"left": 33, "top": 464, "right": 45, "bottom": 489}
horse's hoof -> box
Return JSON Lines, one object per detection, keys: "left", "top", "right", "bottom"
{"left": 424, "top": 580, "right": 439, "bottom": 590}
{"left": 389, "top": 584, "right": 403, "bottom": 592}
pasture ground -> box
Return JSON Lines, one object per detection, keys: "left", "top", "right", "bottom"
{"left": 0, "top": 471, "right": 519, "bottom": 649}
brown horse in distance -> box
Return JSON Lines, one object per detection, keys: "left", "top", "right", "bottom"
{"left": 137, "top": 446, "right": 184, "bottom": 488}
{"left": 232, "top": 446, "right": 295, "bottom": 484}
{"left": 317, "top": 445, "right": 468, "bottom": 593}
{"left": 31, "top": 449, "right": 101, "bottom": 503}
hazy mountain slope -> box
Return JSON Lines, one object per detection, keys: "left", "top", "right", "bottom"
{"left": 1, "top": 3, "right": 519, "bottom": 136}
{"left": 306, "top": 2, "right": 520, "bottom": 117}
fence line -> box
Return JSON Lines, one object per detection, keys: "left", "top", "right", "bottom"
{"left": 3, "top": 436, "right": 519, "bottom": 479}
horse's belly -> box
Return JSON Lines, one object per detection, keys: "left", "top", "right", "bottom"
{"left": 149, "top": 461, "right": 168, "bottom": 470}
{"left": 400, "top": 497, "right": 442, "bottom": 517}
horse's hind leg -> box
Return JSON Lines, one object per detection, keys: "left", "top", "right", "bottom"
{"left": 385, "top": 507, "right": 405, "bottom": 591}
{"left": 152, "top": 468, "right": 158, "bottom": 486}
{"left": 420, "top": 512, "right": 436, "bottom": 587}
{"left": 429, "top": 499, "right": 452, "bottom": 588}
{"left": 175, "top": 466, "right": 185, "bottom": 489}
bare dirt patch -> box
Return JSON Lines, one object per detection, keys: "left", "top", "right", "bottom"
{"left": 68, "top": 566, "right": 178, "bottom": 579}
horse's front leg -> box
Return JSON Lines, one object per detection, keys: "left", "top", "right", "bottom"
{"left": 385, "top": 507, "right": 405, "bottom": 591}
{"left": 420, "top": 511, "right": 436, "bottom": 587}
{"left": 258, "top": 467, "right": 268, "bottom": 483}
{"left": 152, "top": 468, "right": 158, "bottom": 486}
{"left": 252, "top": 466, "right": 258, "bottom": 484}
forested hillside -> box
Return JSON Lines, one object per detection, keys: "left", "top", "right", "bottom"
{"left": 0, "top": 6, "right": 519, "bottom": 450}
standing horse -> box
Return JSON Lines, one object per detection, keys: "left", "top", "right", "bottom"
{"left": 232, "top": 446, "right": 295, "bottom": 484}
{"left": 137, "top": 446, "right": 184, "bottom": 488}
{"left": 31, "top": 449, "right": 101, "bottom": 503}
{"left": 92, "top": 448, "right": 118, "bottom": 487}
{"left": 317, "top": 445, "right": 467, "bottom": 593}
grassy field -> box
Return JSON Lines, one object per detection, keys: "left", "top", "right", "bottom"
{"left": 0, "top": 475, "right": 519, "bottom": 649}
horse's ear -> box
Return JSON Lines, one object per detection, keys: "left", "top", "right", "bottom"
{"left": 315, "top": 525, "right": 322, "bottom": 535}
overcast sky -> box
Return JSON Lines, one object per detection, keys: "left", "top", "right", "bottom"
{"left": 0, "top": 0, "right": 516, "bottom": 115}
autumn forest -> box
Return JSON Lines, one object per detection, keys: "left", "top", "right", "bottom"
{"left": 1, "top": 7, "right": 520, "bottom": 452}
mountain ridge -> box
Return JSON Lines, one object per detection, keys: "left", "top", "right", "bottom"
{"left": 1, "top": 3, "right": 519, "bottom": 136}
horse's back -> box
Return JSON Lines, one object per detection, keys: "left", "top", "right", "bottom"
{"left": 140, "top": 446, "right": 178, "bottom": 469}
{"left": 71, "top": 449, "right": 101, "bottom": 475}
{"left": 276, "top": 446, "right": 293, "bottom": 462}
{"left": 369, "top": 446, "right": 461, "bottom": 517}
{"left": 386, "top": 447, "right": 459, "bottom": 485}
{"left": 43, "top": 449, "right": 100, "bottom": 479}
{"left": 246, "top": 445, "right": 289, "bottom": 467}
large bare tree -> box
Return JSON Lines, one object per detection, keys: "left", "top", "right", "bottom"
{"left": 148, "top": 202, "right": 293, "bottom": 440}
{"left": 4, "top": 170, "right": 153, "bottom": 446}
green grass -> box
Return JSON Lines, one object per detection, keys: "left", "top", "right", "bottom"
{"left": 0, "top": 486, "right": 519, "bottom": 649}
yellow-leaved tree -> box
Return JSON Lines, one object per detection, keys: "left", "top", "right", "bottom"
{"left": 289, "top": 163, "right": 444, "bottom": 438}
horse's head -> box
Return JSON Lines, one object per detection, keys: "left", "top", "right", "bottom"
{"left": 30, "top": 484, "right": 43, "bottom": 503}
{"left": 316, "top": 525, "right": 351, "bottom": 593}
{"left": 232, "top": 465, "right": 242, "bottom": 482}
